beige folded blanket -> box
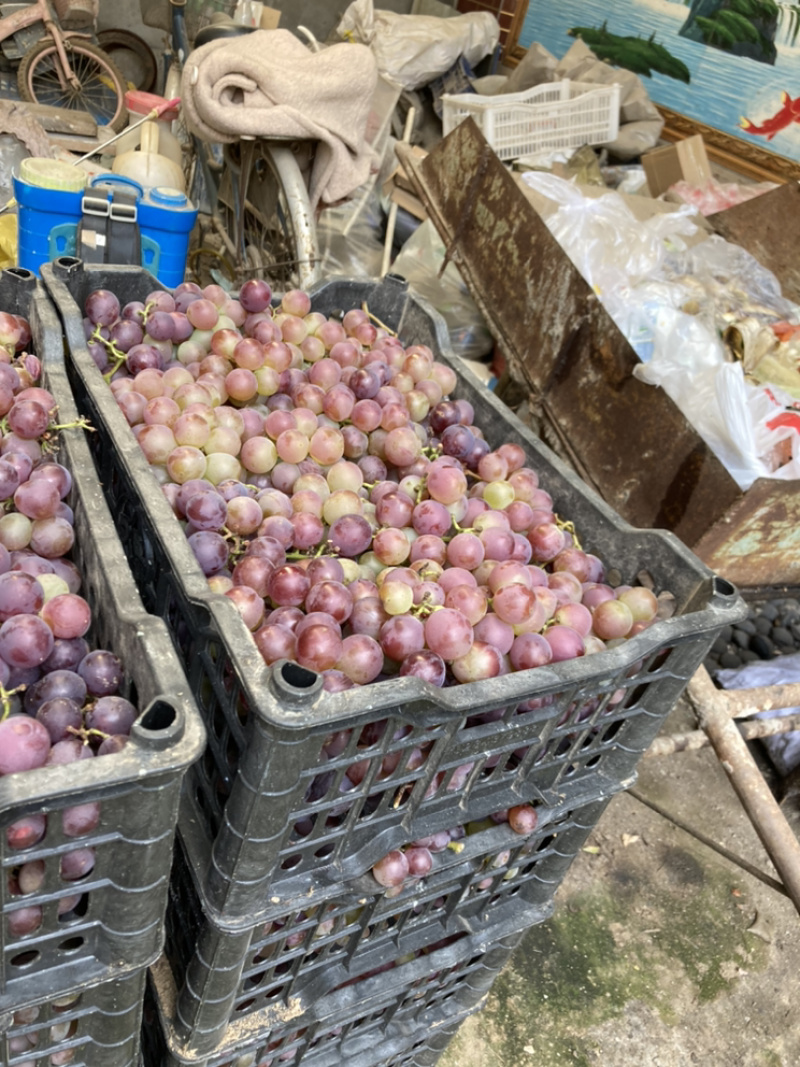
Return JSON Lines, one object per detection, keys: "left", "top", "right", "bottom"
{"left": 182, "top": 30, "right": 378, "bottom": 210}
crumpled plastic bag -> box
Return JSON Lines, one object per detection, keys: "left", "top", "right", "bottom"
{"left": 520, "top": 171, "right": 699, "bottom": 301}
{"left": 717, "top": 653, "right": 800, "bottom": 776}
{"left": 391, "top": 219, "right": 493, "bottom": 361}
{"left": 336, "top": 0, "right": 499, "bottom": 91}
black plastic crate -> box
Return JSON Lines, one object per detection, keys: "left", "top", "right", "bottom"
{"left": 0, "top": 268, "right": 205, "bottom": 1010}
{"left": 163, "top": 788, "right": 613, "bottom": 1056}
{"left": 143, "top": 927, "right": 522, "bottom": 1067}
{"left": 0, "top": 964, "right": 146, "bottom": 1067}
{"left": 41, "top": 260, "right": 746, "bottom": 930}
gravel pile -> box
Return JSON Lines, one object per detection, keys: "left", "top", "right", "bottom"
{"left": 704, "top": 598, "right": 800, "bottom": 675}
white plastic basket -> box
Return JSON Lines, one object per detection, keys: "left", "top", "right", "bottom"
{"left": 442, "top": 79, "right": 621, "bottom": 161}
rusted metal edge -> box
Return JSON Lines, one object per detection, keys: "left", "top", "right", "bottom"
{"left": 686, "top": 666, "right": 800, "bottom": 917}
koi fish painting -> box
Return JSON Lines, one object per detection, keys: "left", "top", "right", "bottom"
{"left": 740, "top": 92, "right": 800, "bottom": 140}
{"left": 519, "top": 1, "right": 800, "bottom": 168}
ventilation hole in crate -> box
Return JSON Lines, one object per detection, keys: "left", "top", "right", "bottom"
{"left": 58, "top": 894, "right": 88, "bottom": 921}
{"left": 585, "top": 754, "right": 602, "bottom": 769}
{"left": 536, "top": 834, "right": 556, "bottom": 851}
{"left": 358, "top": 720, "right": 388, "bottom": 748}
{"left": 235, "top": 998, "right": 256, "bottom": 1014}
{"left": 314, "top": 844, "right": 334, "bottom": 860}
{"left": 10, "top": 949, "right": 39, "bottom": 968}
{"left": 57, "top": 936, "right": 84, "bottom": 954}
{"left": 226, "top": 733, "right": 240, "bottom": 771}
{"left": 648, "top": 648, "right": 672, "bottom": 672}
{"left": 211, "top": 706, "right": 226, "bottom": 739}
{"left": 601, "top": 721, "right": 622, "bottom": 743}
{"left": 555, "top": 737, "right": 572, "bottom": 758}
{"left": 292, "top": 817, "right": 315, "bottom": 840}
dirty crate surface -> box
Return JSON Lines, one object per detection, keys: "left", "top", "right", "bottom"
{"left": 0, "top": 268, "right": 205, "bottom": 1011}
{"left": 143, "top": 927, "right": 523, "bottom": 1067}
{"left": 42, "top": 260, "right": 745, "bottom": 931}
{"left": 159, "top": 791, "right": 613, "bottom": 1057}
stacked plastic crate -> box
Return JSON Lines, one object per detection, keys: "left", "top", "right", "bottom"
{"left": 41, "top": 262, "right": 745, "bottom": 1067}
{"left": 0, "top": 269, "right": 204, "bottom": 1067}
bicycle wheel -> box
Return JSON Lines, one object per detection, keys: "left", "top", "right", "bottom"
{"left": 214, "top": 140, "right": 321, "bottom": 294}
{"left": 18, "top": 38, "right": 127, "bottom": 133}
{"left": 97, "top": 28, "right": 157, "bottom": 93}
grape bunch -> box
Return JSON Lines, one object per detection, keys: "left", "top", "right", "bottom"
{"left": 371, "top": 803, "right": 539, "bottom": 892}
{"left": 0, "top": 309, "right": 140, "bottom": 941}
{"left": 82, "top": 278, "right": 666, "bottom": 699}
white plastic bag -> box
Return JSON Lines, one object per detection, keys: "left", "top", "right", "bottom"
{"left": 519, "top": 172, "right": 699, "bottom": 301}
{"left": 717, "top": 654, "right": 800, "bottom": 776}
{"left": 392, "top": 219, "right": 494, "bottom": 361}
{"left": 336, "top": 0, "right": 499, "bottom": 91}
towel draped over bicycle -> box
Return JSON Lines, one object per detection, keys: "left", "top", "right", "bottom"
{"left": 181, "top": 29, "right": 379, "bottom": 212}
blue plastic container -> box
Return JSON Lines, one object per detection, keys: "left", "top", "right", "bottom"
{"left": 14, "top": 176, "right": 83, "bottom": 273}
{"left": 14, "top": 173, "right": 197, "bottom": 287}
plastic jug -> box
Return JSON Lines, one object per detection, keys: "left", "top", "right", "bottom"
{"left": 113, "top": 122, "right": 185, "bottom": 193}
{"left": 113, "top": 91, "right": 183, "bottom": 170}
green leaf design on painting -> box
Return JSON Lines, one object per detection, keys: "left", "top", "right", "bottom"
{"left": 695, "top": 14, "right": 738, "bottom": 45}
{"left": 567, "top": 25, "right": 691, "bottom": 82}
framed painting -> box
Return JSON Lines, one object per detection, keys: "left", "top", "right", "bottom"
{"left": 509, "top": 0, "right": 800, "bottom": 181}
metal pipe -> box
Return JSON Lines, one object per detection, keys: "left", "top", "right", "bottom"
{"left": 686, "top": 666, "right": 800, "bottom": 917}
{"left": 628, "top": 788, "right": 788, "bottom": 898}
{"left": 646, "top": 711, "right": 800, "bottom": 757}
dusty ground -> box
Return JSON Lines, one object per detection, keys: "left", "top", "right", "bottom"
{"left": 439, "top": 698, "right": 800, "bottom": 1067}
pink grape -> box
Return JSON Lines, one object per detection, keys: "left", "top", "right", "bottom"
{"left": 509, "top": 804, "right": 539, "bottom": 834}
{"left": 0, "top": 716, "right": 51, "bottom": 773}
{"left": 424, "top": 608, "right": 473, "bottom": 661}
{"left": 544, "top": 625, "right": 585, "bottom": 662}
{"left": 372, "top": 850, "right": 408, "bottom": 888}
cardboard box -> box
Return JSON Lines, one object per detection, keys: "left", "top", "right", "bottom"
{"left": 383, "top": 145, "right": 429, "bottom": 220}
{"left": 641, "top": 134, "right": 712, "bottom": 198}
{"left": 259, "top": 5, "right": 280, "bottom": 28}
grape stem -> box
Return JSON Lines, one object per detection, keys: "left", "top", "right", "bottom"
{"left": 0, "top": 683, "right": 26, "bottom": 721}
{"left": 285, "top": 540, "right": 341, "bottom": 561}
{"left": 361, "top": 302, "right": 398, "bottom": 338}
{"left": 89, "top": 325, "right": 128, "bottom": 382}
{"left": 48, "top": 416, "right": 96, "bottom": 434}
{"left": 67, "top": 724, "right": 109, "bottom": 744}
{"left": 221, "top": 526, "right": 247, "bottom": 562}
{"left": 554, "top": 515, "right": 582, "bottom": 551}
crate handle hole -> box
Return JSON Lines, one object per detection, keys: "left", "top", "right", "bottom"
{"left": 57, "top": 936, "right": 85, "bottom": 954}
{"left": 713, "top": 576, "right": 737, "bottom": 599}
{"left": 9, "top": 949, "right": 40, "bottom": 969}
{"left": 133, "top": 699, "right": 183, "bottom": 748}
{"left": 271, "top": 660, "right": 324, "bottom": 702}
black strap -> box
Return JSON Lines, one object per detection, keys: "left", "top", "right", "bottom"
{"left": 78, "top": 190, "right": 141, "bottom": 266}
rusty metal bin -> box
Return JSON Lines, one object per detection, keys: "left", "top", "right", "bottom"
{"left": 396, "top": 124, "right": 800, "bottom": 595}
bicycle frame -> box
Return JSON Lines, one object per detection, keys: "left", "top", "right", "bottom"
{"left": 0, "top": 0, "right": 87, "bottom": 89}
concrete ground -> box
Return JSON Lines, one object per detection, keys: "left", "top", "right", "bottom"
{"left": 440, "top": 697, "right": 800, "bottom": 1067}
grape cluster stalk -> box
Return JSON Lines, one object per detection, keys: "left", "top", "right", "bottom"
{"left": 83, "top": 278, "right": 663, "bottom": 700}
{"left": 0, "top": 309, "right": 140, "bottom": 951}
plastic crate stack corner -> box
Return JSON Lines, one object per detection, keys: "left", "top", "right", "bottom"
{"left": 40, "top": 260, "right": 746, "bottom": 1067}
{"left": 0, "top": 268, "right": 205, "bottom": 1067}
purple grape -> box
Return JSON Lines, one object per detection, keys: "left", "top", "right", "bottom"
{"left": 0, "top": 614, "right": 54, "bottom": 669}
{"left": 36, "top": 698, "right": 83, "bottom": 743}
{"left": 0, "top": 572, "right": 44, "bottom": 620}
{"left": 85, "top": 289, "right": 120, "bottom": 327}
{"left": 86, "top": 695, "right": 137, "bottom": 736}
{"left": 77, "top": 650, "right": 123, "bottom": 697}
{"left": 187, "top": 530, "right": 229, "bottom": 575}
{"left": 42, "top": 637, "right": 90, "bottom": 673}
{"left": 327, "top": 515, "right": 372, "bottom": 558}
{"left": 399, "top": 650, "right": 447, "bottom": 687}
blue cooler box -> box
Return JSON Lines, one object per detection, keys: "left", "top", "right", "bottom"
{"left": 15, "top": 173, "right": 198, "bottom": 287}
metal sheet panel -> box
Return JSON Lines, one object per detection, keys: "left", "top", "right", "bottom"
{"left": 708, "top": 182, "right": 800, "bottom": 307}
{"left": 397, "top": 122, "right": 743, "bottom": 548}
